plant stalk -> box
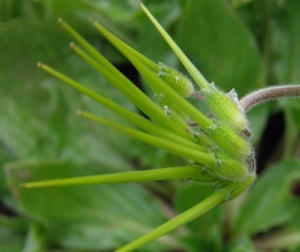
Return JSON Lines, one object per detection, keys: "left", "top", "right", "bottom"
{"left": 21, "top": 166, "right": 199, "bottom": 188}
{"left": 116, "top": 190, "right": 226, "bottom": 252}
{"left": 240, "top": 85, "right": 300, "bottom": 113}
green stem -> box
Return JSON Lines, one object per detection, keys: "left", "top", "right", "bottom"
{"left": 21, "top": 165, "right": 199, "bottom": 188}
{"left": 79, "top": 111, "right": 215, "bottom": 167}
{"left": 139, "top": 2, "right": 210, "bottom": 89}
{"left": 88, "top": 17, "right": 159, "bottom": 72}
{"left": 37, "top": 63, "right": 204, "bottom": 151}
{"left": 116, "top": 191, "right": 226, "bottom": 252}
{"left": 69, "top": 43, "right": 194, "bottom": 140}
{"left": 57, "top": 18, "right": 154, "bottom": 97}
{"left": 90, "top": 20, "right": 212, "bottom": 128}
{"left": 58, "top": 19, "right": 195, "bottom": 140}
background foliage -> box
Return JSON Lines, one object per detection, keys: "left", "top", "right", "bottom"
{"left": 1, "top": 0, "right": 300, "bottom": 251}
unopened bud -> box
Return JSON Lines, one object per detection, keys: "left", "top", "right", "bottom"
{"left": 193, "top": 167, "right": 221, "bottom": 186}
{"left": 157, "top": 62, "right": 194, "bottom": 97}
{"left": 216, "top": 172, "right": 256, "bottom": 201}
{"left": 203, "top": 119, "right": 251, "bottom": 159}
{"left": 200, "top": 83, "right": 250, "bottom": 135}
{"left": 155, "top": 93, "right": 192, "bottom": 131}
{"left": 213, "top": 152, "right": 248, "bottom": 181}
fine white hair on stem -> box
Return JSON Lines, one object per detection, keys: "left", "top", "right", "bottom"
{"left": 240, "top": 84, "right": 300, "bottom": 113}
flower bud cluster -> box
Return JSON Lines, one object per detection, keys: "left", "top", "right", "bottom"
{"left": 155, "top": 63, "right": 194, "bottom": 132}
{"left": 156, "top": 63, "right": 256, "bottom": 198}
{"left": 200, "top": 83, "right": 251, "bottom": 136}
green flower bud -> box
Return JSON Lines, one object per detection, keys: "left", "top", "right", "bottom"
{"left": 194, "top": 133, "right": 218, "bottom": 149}
{"left": 193, "top": 167, "right": 222, "bottom": 186}
{"left": 155, "top": 93, "right": 192, "bottom": 131}
{"left": 200, "top": 83, "right": 250, "bottom": 135}
{"left": 227, "top": 173, "right": 256, "bottom": 200}
{"left": 155, "top": 93, "right": 189, "bottom": 120}
{"left": 203, "top": 119, "right": 251, "bottom": 159}
{"left": 213, "top": 152, "right": 248, "bottom": 181}
{"left": 157, "top": 62, "right": 194, "bottom": 97}
{"left": 215, "top": 172, "right": 256, "bottom": 201}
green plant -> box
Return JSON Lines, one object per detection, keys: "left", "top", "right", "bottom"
{"left": 2, "top": 1, "right": 300, "bottom": 252}
{"left": 16, "top": 2, "right": 300, "bottom": 251}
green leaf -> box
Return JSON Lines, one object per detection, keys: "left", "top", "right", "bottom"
{"left": 271, "top": 0, "right": 300, "bottom": 157}
{"left": 0, "top": 20, "right": 141, "bottom": 166}
{"left": 0, "top": 0, "right": 137, "bottom": 47}
{"left": 23, "top": 223, "right": 47, "bottom": 252}
{"left": 0, "top": 215, "right": 27, "bottom": 252}
{"left": 174, "top": 182, "right": 223, "bottom": 252}
{"left": 272, "top": 0, "right": 300, "bottom": 84}
{"left": 175, "top": 0, "right": 265, "bottom": 95}
{"left": 5, "top": 159, "right": 172, "bottom": 251}
{"left": 233, "top": 160, "right": 300, "bottom": 236}
{"left": 225, "top": 235, "right": 256, "bottom": 252}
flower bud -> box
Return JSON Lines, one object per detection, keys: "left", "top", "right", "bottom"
{"left": 193, "top": 167, "right": 221, "bottom": 186}
{"left": 203, "top": 119, "right": 251, "bottom": 159}
{"left": 154, "top": 93, "right": 191, "bottom": 131}
{"left": 157, "top": 62, "right": 194, "bottom": 97}
{"left": 215, "top": 172, "right": 256, "bottom": 201}
{"left": 213, "top": 152, "right": 248, "bottom": 181}
{"left": 200, "top": 83, "right": 250, "bottom": 135}
{"left": 226, "top": 172, "right": 256, "bottom": 200}
{"left": 194, "top": 133, "right": 217, "bottom": 149}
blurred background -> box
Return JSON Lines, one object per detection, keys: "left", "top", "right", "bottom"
{"left": 1, "top": 0, "right": 300, "bottom": 251}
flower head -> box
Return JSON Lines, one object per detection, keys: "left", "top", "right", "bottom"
{"left": 22, "top": 3, "right": 256, "bottom": 251}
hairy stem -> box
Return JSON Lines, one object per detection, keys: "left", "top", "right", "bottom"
{"left": 240, "top": 85, "right": 300, "bottom": 113}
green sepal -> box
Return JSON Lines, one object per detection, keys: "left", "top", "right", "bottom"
{"left": 227, "top": 172, "right": 256, "bottom": 200}
{"left": 192, "top": 167, "right": 223, "bottom": 186}
{"left": 213, "top": 152, "right": 248, "bottom": 181}
{"left": 194, "top": 132, "right": 218, "bottom": 149}
{"left": 203, "top": 119, "right": 251, "bottom": 159}
{"left": 200, "top": 83, "right": 250, "bottom": 134}
{"left": 155, "top": 93, "right": 189, "bottom": 121}
{"left": 213, "top": 172, "right": 256, "bottom": 201}
{"left": 154, "top": 93, "right": 192, "bottom": 131}
{"left": 157, "top": 62, "right": 194, "bottom": 97}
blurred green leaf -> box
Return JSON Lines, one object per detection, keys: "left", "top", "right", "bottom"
{"left": 225, "top": 235, "right": 257, "bottom": 252}
{"left": 0, "top": 19, "right": 140, "bottom": 166}
{"left": 233, "top": 160, "right": 300, "bottom": 236}
{"left": 271, "top": 0, "right": 300, "bottom": 157}
{"left": 0, "top": 215, "right": 27, "bottom": 252}
{"left": 174, "top": 182, "right": 222, "bottom": 252}
{"left": 5, "top": 159, "right": 172, "bottom": 251}
{"left": 272, "top": 0, "right": 300, "bottom": 84}
{"left": 23, "top": 223, "right": 47, "bottom": 252}
{"left": 175, "top": 0, "right": 265, "bottom": 95}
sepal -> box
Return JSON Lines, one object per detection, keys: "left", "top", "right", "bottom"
{"left": 213, "top": 152, "right": 248, "bottom": 181}
{"left": 212, "top": 172, "right": 256, "bottom": 201}
{"left": 203, "top": 119, "right": 251, "bottom": 159}
{"left": 200, "top": 83, "right": 250, "bottom": 135}
{"left": 157, "top": 62, "right": 194, "bottom": 97}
